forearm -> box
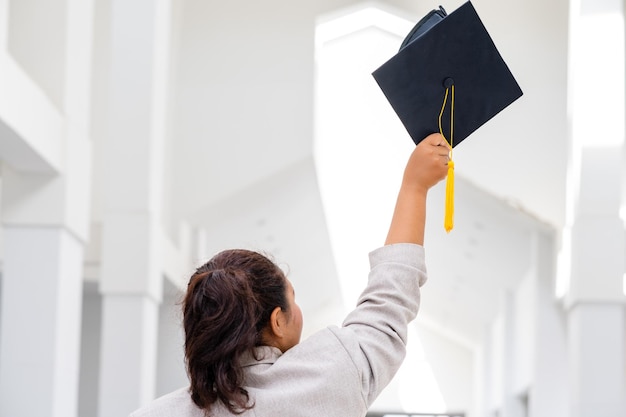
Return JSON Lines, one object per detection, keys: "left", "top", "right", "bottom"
{"left": 385, "top": 134, "right": 448, "bottom": 246}
{"left": 385, "top": 184, "right": 428, "bottom": 246}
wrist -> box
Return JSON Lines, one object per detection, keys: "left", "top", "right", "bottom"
{"left": 400, "top": 179, "right": 429, "bottom": 199}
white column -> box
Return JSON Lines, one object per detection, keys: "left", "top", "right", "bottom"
{"left": 484, "top": 310, "right": 504, "bottom": 416}
{"left": 0, "top": 225, "right": 84, "bottom": 417}
{"left": 156, "top": 282, "right": 188, "bottom": 396}
{"left": 0, "top": 0, "right": 94, "bottom": 416}
{"left": 78, "top": 285, "right": 103, "bottom": 417}
{"left": 568, "top": 304, "right": 625, "bottom": 417}
{"left": 500, "top": 291, "right": 524, "bottom": 417}
{"left": 529, "top": 232, "right": 568, "bottom": 417}
{"left": 96, "top": 0, "right": 172, "bottom": 415}
{"left": 565, "top": 0, "right": 626, "bottom": 416}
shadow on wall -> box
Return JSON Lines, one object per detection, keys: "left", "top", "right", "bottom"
{"left": 78, "top": 282, "right": 102, "bottom": 417}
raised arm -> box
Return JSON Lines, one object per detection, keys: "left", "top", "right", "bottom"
{"left": 385, "top": 133, "right": 450, "bottom": 246}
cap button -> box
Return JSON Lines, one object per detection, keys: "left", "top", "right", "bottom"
{"left": 443, "top": 77, "right": 455, "bottom": 88}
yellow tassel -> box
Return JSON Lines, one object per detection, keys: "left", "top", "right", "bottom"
{"left": 444, "top": 160, "right": 454, "bottom": 232}
{"left": 439, "top": 83, "right": 455, "bottom": 232}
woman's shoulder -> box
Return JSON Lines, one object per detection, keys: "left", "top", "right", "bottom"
{"left": 129, "top": 387, "right": 202, "bottom": 417}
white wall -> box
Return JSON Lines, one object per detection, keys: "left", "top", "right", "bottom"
{"left": 314, "top": 9, "right": 416, "bottom": 313}
{"left": 7, "top": 0, "right": 66, "bottom": 108}
{"left": 416, "top": 323, "right": 475, "bottom": 415}
{"left": 189, "top": 156, "right": 343, "bottom": 337}
{"left": 169, "top": 0, "right": 569, "bottom": 238}
{"left": 482, "top": 231, "right": 568, "bottom": 417}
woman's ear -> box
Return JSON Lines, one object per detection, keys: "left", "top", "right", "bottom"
{"left": 268, "top": 306, "right": 284, "bottom": 338}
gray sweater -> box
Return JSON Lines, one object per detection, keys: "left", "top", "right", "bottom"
{"left": 130, "top": 243, "right": 427, "bottom": 417}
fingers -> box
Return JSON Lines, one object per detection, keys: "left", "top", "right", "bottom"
{"left": 405, "top": 133, "right": 451, "bottom": 188}
{"left": 424, "top": 132, "right": 450, "bottom": 147}
{"left": 422, "top": 133, "right": 451, "bottom": 165}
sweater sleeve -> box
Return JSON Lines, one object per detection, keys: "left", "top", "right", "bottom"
{"left": 329, "top": 243, "right": 427, "bottom": 406}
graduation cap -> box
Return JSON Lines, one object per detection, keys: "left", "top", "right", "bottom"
{"left": 372, "top": 1, "right": 523, "bottom": 232}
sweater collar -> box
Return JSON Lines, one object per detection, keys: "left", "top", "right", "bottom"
{"left": 239, "top": 345, "right": 283, "bottom": 367}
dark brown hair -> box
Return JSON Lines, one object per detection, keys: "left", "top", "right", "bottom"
{"left": 183, "top": 249, "right": 288, "bottom": 414}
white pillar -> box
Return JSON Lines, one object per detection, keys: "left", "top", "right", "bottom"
{"left": 529, "top": 232, "right": 568, "bottom": 417}
{"left": 78, "top": 285, "right": 103, "bottom": 417}
{"left": 565, "top": 1, "right": 626, "bottom": 416}
{"left": 96, "top": 0, "right": 172, "bottom": 415}
{"left": 501, "top": 290, "right": 524, "bottom": 417}
{"left": 0, "top": 0, "right": 94, "bottom": 415}
{"left": 568, "top": 304, "right": 625, "bottom": 417}
{"left": 156, "top": 282, "right": 188, "bottom": 396}
{"left": 484, "top": 312, "right": 504, "bottom": 416}
{"left": 0, "top": 225, "right": 84, "bottom": 417}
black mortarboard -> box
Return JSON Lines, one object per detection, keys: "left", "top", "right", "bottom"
{"left": 372, "top": 1, "right": 523, "bottom": 148}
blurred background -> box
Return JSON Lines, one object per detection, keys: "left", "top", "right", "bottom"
{"left": 0, "top": 0, "right": 624, "bottom": 416}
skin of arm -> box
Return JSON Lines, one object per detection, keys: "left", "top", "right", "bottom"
{"left": 385, "top": 133, "right": 450, "bottom": 246}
